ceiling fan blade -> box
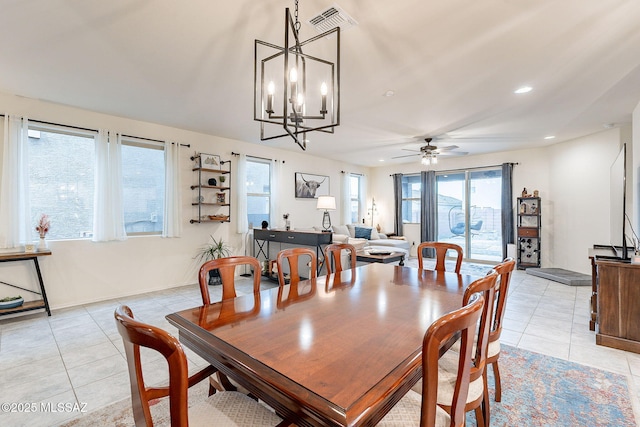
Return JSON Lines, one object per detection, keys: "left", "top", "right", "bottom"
{"left": 435, "top": 145, "right": 459, "bottom": 152}
{"left": 391, "top": 153, "right": 421, "bottom": 159}
{"left": 438, "top": 151, "right": 468, "bottom": 156}
{"left": 401, "top": 148, "right": 421, "bottom": 153}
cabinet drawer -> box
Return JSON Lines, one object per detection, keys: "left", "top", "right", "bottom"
{"left": 518, "top": 228, "right": 539, "bottom": 238}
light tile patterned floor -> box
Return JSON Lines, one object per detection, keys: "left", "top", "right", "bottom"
{"left": 1, "top": 264, "right": 639, "bottom": 426}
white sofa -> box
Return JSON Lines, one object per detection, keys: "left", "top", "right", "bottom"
{"left": 331, "top": 224, "right": 410, "bottom": 252}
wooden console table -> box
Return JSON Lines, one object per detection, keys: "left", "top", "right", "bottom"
{"left": 0, "top": 250, "right": 52, "bottom": 317}
{"left": 253, "top": 229, "right": 332, "bottom": 277}
{"left": 593, "top": 256, "right": 640, "bottom": 353}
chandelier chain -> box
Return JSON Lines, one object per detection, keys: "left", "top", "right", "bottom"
{"left": 294, "top": 0, "right": 301, "bottom": 32}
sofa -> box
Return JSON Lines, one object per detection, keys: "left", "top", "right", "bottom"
{"left": 331, "top": 224, "right": 410, "bottom": 252}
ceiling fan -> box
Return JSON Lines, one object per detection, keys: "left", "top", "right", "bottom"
{"left": 392, "top": 138, "right": 468, "bottom": 165}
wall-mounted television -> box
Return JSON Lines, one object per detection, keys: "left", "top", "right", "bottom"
{"left": 609, "top": 143, "right": 628, "bottom": 259}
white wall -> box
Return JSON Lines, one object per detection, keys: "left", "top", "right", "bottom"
{"left": 370, "top": 127, "right": 628, "bottom": 274}
{"left": 0, "top": 92, "right": 368, "bottom": 309}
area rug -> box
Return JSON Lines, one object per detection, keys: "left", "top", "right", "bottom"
{"left": 61, "top": 345, "right": 636, "bottom": 426}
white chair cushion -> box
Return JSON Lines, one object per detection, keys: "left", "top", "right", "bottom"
{"left": 488, "top": 339, "right": 500, "bottom": 358}
{"left": 379, "top": 389, "right": 451, "bottom": 427}
{"left": 185, "top": 391, "right": 282, "bottom": 427}
{"left": 436, "top": 350, "right": 484, "bottom": 406}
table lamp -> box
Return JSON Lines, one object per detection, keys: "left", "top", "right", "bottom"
{"left": 316, "top": 196, "right": 336, "bottom": 231}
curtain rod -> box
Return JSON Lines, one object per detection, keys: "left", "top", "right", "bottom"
{"left": 232, "top": 151, "right": 283, "bottom": 163}
{"left": 0, "top": 114, "right": 190, "bottom": 147}
{"left": 389, "top": 162, "right": 518, "bottom": 176}
{"left": 341, "top": 171, "right": 363, "bottom": 176}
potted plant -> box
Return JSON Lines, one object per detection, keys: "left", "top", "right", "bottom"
{"left": 196, "top": 235, "right": 232, "bottom": 285}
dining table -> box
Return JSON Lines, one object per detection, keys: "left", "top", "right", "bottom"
{"left": 166, "top": 262, "right": 477, "bottom": 427}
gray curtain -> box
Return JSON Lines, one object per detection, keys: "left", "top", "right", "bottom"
{"left": 420, "top": 170, "right": 437, "bottom": 257}
{"left": 501, "top": 163, "right": 515, "bottom": 259}
{"left": 393, "top": 173, "right": 403, "bottom": 235}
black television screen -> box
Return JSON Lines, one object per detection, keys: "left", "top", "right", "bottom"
{"left": 609, "top": 143, "right": 627, "bottom": 259}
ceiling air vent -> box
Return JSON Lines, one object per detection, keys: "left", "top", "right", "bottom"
{"left": 307, "top": 4, "right": 358, "bottom": 33}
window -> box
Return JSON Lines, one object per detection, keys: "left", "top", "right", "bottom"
{"left": 28, "top": 125, "right": 96, "bottom": 239}
{"left": 121, "top": 139, "right": 165, "bottom": 235}
{"left": 246, "top": 158, "right": 271, "bottom": 227}
{"left": 401, "top": 174, "right": 421, "bottom": 223}
{"left": 349, "top": 174, "right": 360, "bottom": 223}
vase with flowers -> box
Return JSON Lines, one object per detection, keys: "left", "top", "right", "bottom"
{"left": 36, "top": 214, "right": 50, "bottom": 251}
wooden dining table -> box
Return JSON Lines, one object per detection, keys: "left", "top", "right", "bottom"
{"left": 166, "top": 263, "right": 476, "bottom": 427}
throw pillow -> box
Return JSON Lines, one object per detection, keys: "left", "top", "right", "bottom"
{"left": 354, "top": 226, "right": 372, "bottom": 239}
{"left": 332, "top": 224, "right": 350, "bottom": 236}
{"left": 348, "top": 237, "right": 367, "bottom": 251}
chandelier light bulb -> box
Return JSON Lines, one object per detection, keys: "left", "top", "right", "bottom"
{"left": 320, "top": 82, "right": 328, "bottom": 95}
{"left": 267, "top": 81, "right": 275, "bottom": 95}
{"left": 290, "top": 67, "right": 298, "bottom": 82}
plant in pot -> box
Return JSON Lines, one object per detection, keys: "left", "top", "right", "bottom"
{"left": 196, "top": 235, "right": 231, "bottom": 285}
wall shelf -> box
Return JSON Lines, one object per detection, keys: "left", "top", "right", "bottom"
{"left": 190, "top": 154, "right": 231, "bottom": 224}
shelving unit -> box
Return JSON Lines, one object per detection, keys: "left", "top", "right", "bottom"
{"left": 190, "top": 153, "right": 231, "bottom": 224}
{"left": 0, "top": 250, "right": 52, "bottom": 317}
{"left": 517, "top": 196, "right": 541, "bottom": 270}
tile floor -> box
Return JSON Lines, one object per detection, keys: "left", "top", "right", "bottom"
{"left": 1, "top": 264, "right": 639, "bottom": 426}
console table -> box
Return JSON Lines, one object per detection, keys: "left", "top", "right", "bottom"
{"left": 0, "top": 250, "right": 52, "bottom": 317}
{"left": 253, "top": 229, "right": 332, "bottom": 278}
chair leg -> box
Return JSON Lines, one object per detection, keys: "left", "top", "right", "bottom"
{"left": 217, "top": 372, "right": 238, "bottom": 391}
{"left": 474, "top": 405, "right": 485, "bottom": 427}
{"left": 482, "top": 370, "right": 490, "bottom": 425}
{"left": 492, "top": 361, "right": 502, "bottom": 402}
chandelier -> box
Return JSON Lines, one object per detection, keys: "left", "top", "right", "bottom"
{"left": 254, "top": 0, "right": 340, "bottom": 150}
{"left": 421, "top": 152, "right": 438, "bottom": 166}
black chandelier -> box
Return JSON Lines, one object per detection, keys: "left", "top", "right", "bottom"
{"left": 254, "top": 0, "right": 340, "bottom": 150}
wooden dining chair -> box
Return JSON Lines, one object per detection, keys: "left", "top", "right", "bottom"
{"left": 436, "top": 270, "right": 498, "bottom": 427}
{"left": 198, "top": 256, "right": 261, "bottom": 391}
{"left": 276, "top": 248, "right": 317, "bottom": 287}
{"left": 114, "top": 305, "right": 282, "bottom": 427}
{"left": 417, "top": 242, "right": 464, "bottom": 273}
{"left": 324, "top": 243, "right": 357, "bottom": 274}
{"left": 198, "top": 256, "right": 261, "bottom": 304}
{"left": 484, "top": 257, "right": 516, "bottom": 404}
{"left": 379, "top": 293, "right": 485, "bottom": 427}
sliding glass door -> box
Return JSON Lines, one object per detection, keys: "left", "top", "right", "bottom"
{"left": 436, "top": 168, "right": 502, "bottom": 262}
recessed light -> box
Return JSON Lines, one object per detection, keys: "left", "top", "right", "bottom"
{"left": 383, "top": 90, "right": 395, "bottom": 97}
{"left": 514, "top": 86, "right": 532, "bottom": 94}
{"left": 544, "top": 136, "right": 555, "bottom": 140}
{"left": 378, "top": 159, "right": 385, "bottom": 162}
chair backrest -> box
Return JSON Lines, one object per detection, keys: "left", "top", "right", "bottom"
{"left": 462, "top": 271, "right": 498, "bottom": 384}
{"left": 114, "top": 305, "right": 190, "bottom": 427}
{"left": 417, "top": 242, "right": 464, "bottom": 273}
{"left": 421, "top": 293, "right": 485, "bottom": 427}
{"left": 324, "top": 243, "right": 357, "bottom": 274}
{"left": 490, "top": 257, "right": 516, "bottom": 343}
{"left": 198, "top": 256, "right": 261, "bottom": 304}
{"left": 276, "top": 248, "right": 317, "bottom": 286}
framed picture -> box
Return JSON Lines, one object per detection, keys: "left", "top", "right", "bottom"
{"left": 199, "top": 153, "right": 221, "bottom": 169}
{"left": 295, "top": 172, "right": 329, "bottom": 199}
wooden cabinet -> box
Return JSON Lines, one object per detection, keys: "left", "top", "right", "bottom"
{"left": 595, "top": 259, "right": 640, "bottom": 353}
{"left": 517, "top": 196, "right": 541, "bottom": 269}
{"left": 190, "top": 153, "right": 231, "bottom": 224}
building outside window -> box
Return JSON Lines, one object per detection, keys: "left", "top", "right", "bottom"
{"left": 28, "top": 126, "right": 95, "bottom": 239}
{"left": 121, "top": 139, "right": 165, "bottom": 235}
{"left": 246, "top": 158, "right": 271, "bottom": 227}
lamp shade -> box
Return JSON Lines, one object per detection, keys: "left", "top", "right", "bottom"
{"left": 316, "top": 196, "right": 336, "bottom": 210}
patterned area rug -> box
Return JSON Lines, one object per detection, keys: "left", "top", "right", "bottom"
{"left": 481, "top": 345, "right": 636, "bottom": 426}
{"left": 61, "top": 346, "right": 636, "bottom": 426}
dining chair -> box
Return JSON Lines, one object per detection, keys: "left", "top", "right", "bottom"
{"left": 198, "top": 256, "right": 262, "bottom": 304}
{"left": 484, "top": 257, "right": 516, "bottom": 404}
{"left": 198, "top": 256, "right": 261, "bottom": 391}
{"left": 324, "top": 243, "right": 357, "bottom": 274}
{"left": 114, "top": 305, "right": 282, "bottom": 427}
{"left": 417, "top": 242, "right": 464, "bottom": 273}
{"left": 379, "top": 292, "right": 485, "bottom": 427}
{"left": 276, "top": 248, "right": 317, "bottom": 286}
{"left": 436, "top": 270, "right": 498, "bottom": 427}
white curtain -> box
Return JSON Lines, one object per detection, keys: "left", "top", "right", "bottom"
{"left": 163, "top": 141, "right": 182, "bottom": 237}
{"left": 0, "top": 116, "right": 31, "bottom": 248}
{"left": 236, "top": 154, "right": 248, "bottom": 233}
{"left": 92, "top": 130, "right": 126, "bottom": 242}
{"left": 359, "top": 174, "right": 367, "bottom": 224}
{"left": 270, "top": 159, "right": 282, "bottom": 228}
{"left": 341, "top": 172, "right": 351, "bottom": 225}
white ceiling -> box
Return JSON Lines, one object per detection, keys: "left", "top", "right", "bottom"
{"left": 1, "top": 0, "right": 639, "bottom": 167}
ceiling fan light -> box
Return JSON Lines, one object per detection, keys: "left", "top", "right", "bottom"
{"left": 421, "top": 155, "right": 429, "bottom": 166}
{"left": 432, "top": 154, "right": 437, "bottom": 164}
